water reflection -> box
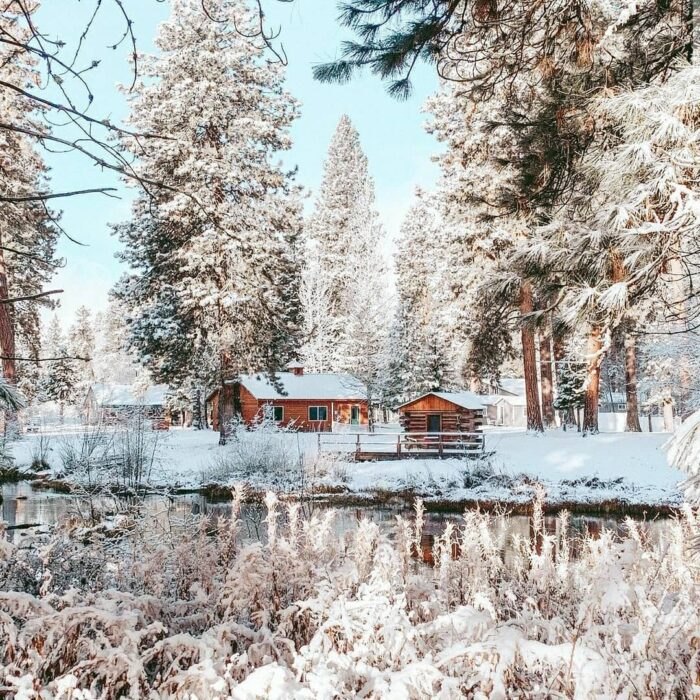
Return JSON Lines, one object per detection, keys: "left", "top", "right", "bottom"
{"left": 1, "top": 482, "right": 668, "bottom": 558}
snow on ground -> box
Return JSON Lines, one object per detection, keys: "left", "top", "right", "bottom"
{"left": 10, "top": 426, "right": 685, "bottom": 507}
{"left": 346, "top": 430, "right": 684, "bottom": 506}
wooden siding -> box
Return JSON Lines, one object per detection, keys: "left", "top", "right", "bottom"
{"left": 209, "top": 384, "right": 369, "bottom": 432}
{"left": 398, "top": 393, "right": 484, "bottom": 434}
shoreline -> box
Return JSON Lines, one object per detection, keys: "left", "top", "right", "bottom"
{"left": 2, "top": 473, "right": 681, "bottom": 519}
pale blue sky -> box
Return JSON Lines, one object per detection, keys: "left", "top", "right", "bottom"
{"left": 37, "top": 0, "right": 441, "bottom": 324}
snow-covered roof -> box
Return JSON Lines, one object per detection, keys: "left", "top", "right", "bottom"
{"left": 497, "top": 378, "right": 525, "bottom": 397}
{"left": 492, "top": 394, "right": 527, "bottom": 407}
{"left": 399, "top": 391, "right": 486, "bottom": 411}
{"left": 601, "top": 392, "right": 627, "bottom": 404}
{"left": 90, "top": 383, "right": 169, "bottom": 407}
{"left": 238, "top": 372, "right": 366, "bottom": 401}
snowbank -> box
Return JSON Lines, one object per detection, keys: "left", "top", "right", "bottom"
{"left": 10, "top": 427, "right": 685, "bottom": 507}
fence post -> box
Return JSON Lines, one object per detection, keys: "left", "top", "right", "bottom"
{"left": 397, "top": 433, "right": 401, "bottom": 457}
{"left": 438, "top": 434, "right": 443, "bottom": 458}
{"left": 356, "top": 433, "right": 361, "bottom": 459}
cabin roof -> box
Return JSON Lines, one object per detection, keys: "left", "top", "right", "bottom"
{"left": 398, "top": 391, "right": 486, "bottom": 411}
{"left": 236, "top": 372, "right": 367, "bottom": 401}
{"left": 497, "top": 378, "right": 525, "bottom": 397}
{"left": 491, "top": 394, "right": 527, "bottom": 407}
{"left": 89, "top": 383, "right": 169, "bottom": 407}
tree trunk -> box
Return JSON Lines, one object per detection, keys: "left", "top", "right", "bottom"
{"left": 662, "top": 399, "right": 674, "bottom": 432}
{"left": 192, "top": 387, "right": 203, "bottom": 430}
{"left": 539, "top": 326, "right": 556, "bottom": 428}
{"left": 218, "top": 381, "right": 242, "bottom": 445}
{"left": 519, "top": 281, "right": 543, "bottom": 432}
{"left": 582, "top": 326, "right": 602, "bottom": 435}
{"left": 623, "top": 330, "right": 642, "bottom": 432}
{"left": 0, "top": 247, "right": 16, "bottom": 385}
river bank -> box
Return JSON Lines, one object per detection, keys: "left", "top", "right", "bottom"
{"left": 4, "top": 426, "right": 685, "bottom": 515}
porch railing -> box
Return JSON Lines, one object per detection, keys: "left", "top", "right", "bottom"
{"left": 318, "top": 431, "right": 485, "bottom": 458}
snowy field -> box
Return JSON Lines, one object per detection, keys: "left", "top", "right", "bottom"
{"left": 11, "top": 426, "right": 685, "bottom": 508}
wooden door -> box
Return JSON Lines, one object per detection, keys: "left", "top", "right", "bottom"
{"left": 427, "top": 414, "right": 441, "bottom": 433}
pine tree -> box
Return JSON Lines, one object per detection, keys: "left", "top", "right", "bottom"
{"left": 301, "top": 116, "right": 388, "bottom": 375}
{"left": 554, "top": 361, "right": 586, "bottom": 432}
{"left": 0, "top": 6, "right": 59, "bottom": 387}
{"left": 389, "top": 194, "right": 451, "bottom": 400}
{"left": 42, "top": 346, "right": 77, "bottom": 424}
{"left": 113, "top": 0, "right": 302, "bottom": 442}
{"left": 91, "top": 302, "right": 139, "bottom": 385}
{"left": 68, "top": 306, "right": 96, "bottom": 392}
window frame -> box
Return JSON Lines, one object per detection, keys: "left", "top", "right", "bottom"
{"left": 617, "top": 403, "right": 627, "bottom": 411}
{"left": 309, "top": 405, "right": 328, "bottom": 422}
{"left": 263, "top": 404, "right": 284, "bottom": 422}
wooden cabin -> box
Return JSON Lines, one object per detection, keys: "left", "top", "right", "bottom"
{"left": 398, "top": 391, "right": 485, "bottom": 433}
{"left": 83, "top": 383, "right": 171, "bottom": 427}
{"left": 207, "top": 364, "right": 368, "bottom": 432}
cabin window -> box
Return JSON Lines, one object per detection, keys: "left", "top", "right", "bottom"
{"left": 617, "top": 403, "right": 627, "bottom": 411}
{"left": 309, "top": 406, "right": 328, "bottom": 422}
{"left": 263, "top": 405, "right": 284, "bottom": 422}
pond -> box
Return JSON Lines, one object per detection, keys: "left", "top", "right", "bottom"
{"left": 1, "top": 481, "right": 671, "bottom": 560}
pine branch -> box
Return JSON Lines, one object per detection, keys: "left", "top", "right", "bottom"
{"left": 0, "top": 289, "right": 63, "bottom": 304}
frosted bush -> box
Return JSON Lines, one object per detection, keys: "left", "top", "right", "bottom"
{"left": 0, "top": 493, "right": 698, "bottom": 698}
{"left": 201, "top": 419, "right": 303, "bottom": 490}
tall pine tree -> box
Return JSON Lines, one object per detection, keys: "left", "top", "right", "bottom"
{"left": 113, "top": 0, "right": 302, "bottom": 442}
{"left": 301, "top": 116, "right": 388, "bottom": 376}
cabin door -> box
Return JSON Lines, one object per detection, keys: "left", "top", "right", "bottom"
{"left": 427, "top": 414, "right": 441, "bottom": 433}
{"left": 351, "top": 406, "right": 360, "bottom": 425}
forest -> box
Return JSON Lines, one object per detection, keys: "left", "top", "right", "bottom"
{"left": 0, "top": 0, "right": 699, "bottom": 697}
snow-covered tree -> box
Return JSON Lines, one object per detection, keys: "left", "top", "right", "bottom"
{"left": 68, "top": 306, "right": 96, "bottom": 391}
{"left": 92, "top": 301, "right": 140, "bottom": 385}
{"left": 0, "top": 5, "right": 60, "bottom": 386}
{"left": 301, "top": 116, "right": 388, "bottom": 376}
{"left": 113, "top": 0, "right": 302, "bottom": 441}
{"left": 427, "top": 81, "right": 545, "bottom": 430}
{"left": 388, "top": 194, "right": 452, "bottom": 402}
{"left": 39, "top": 318, "right": 76, "bottom": 421}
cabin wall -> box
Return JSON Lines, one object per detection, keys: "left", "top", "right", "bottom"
{"left": 399, "top": 401, "right": 484, "bottom": 433}
{"left": 252, "top": 399, "right": 368, "bottom": 431}
{"left": 210, "top": 384, "right": 368, "bottom": 432}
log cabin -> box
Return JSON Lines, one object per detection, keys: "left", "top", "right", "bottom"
{"left": 398, "top": 391, "right": 485, "bottom": 434}
{"left": 83, "top": 383, "right": 171, "bottom": 427}
{"left": 207, "top": 364, "right": 368, "bottom": 432}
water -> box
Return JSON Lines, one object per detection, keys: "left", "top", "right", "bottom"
{"left": 1, "top": 481, "right": 670, "bottom": 556}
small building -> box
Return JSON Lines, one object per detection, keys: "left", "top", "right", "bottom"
{"left": 207, "top": 364, "right": 368, "bottom": 432}
{"left": 83, "top": 383, "right": 170, "bottom": 426}
{"left": 599, "top": 391, "right": 627, "bottom": 413}
{"left": 482, "top": 377, "right": 528, "bottom": 427}
{"left": 482, "top": 394, "right": 527, "bottom": 428}
{"left": 397, "top": 391, "right": 485, "bottom": 433}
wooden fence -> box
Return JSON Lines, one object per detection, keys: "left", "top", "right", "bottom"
{"left": 318, "top": 431, "right": 485, "bottom": 461}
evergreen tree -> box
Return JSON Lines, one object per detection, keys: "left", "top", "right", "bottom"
{"left": 389, "top": 193, "right": 451, "bottom": 401}
{"left": 42, "top": 346, "right": 77, "bottom": 424}
{"left": 113, "top": 0, "right": 302, "bottom": 441}
{"left": 554, "top": 361, "right": 586, "bottom": 432}
{"left": 91, "top": 301, "right": 142, "bottom": 385}
{"left": 68, "top": 306, "right": 96, "bottom": 391}
{"left": 0, "top": 6, "right": 60, "bottom": 386}
{"left": 301, "top": 116, "right": 388, "bottom": 374}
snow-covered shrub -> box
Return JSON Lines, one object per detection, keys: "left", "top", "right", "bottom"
{"left": 29, "top": 433, "right": 52, "bottom": 471}
{"left": 201, "top": 419, "right": 302, "bottom": 490}
{"left": 0, "top": 493, "right": 698, "bottom": 698}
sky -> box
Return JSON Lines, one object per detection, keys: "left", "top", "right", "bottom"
{"left": 36, "top": 0, "right": 442, "bottom": 326}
